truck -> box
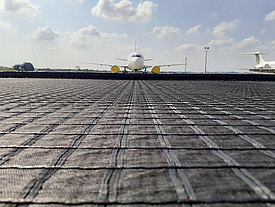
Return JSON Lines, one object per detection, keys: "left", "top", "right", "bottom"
{"left": 13, "top": 62, "right": 35, "bottom": 71}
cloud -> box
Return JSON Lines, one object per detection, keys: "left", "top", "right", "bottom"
{"left": 176, "top": 44, "right": 201, "bottom": 52}
{"left": 149, "top": 26, "right": 181, "bottom": 39}
{"left": 261, "top": 28, "right": 267, "bottom": 34}
{"left": 65, "top": 0, "right": 83, "bottom": 2}
{"left": 68, "top": 24, "right": 128, "bottom": 49}
{"left": 0, "top": 0, "right": 40, "bottom": 17}
{"left": 162, "top": 50, "right": 170, "bottom": 56}
{"left": 0, "top": 20, "right": 17, "bottom": 33}
{"left": 233, "top": 36, "right": 261, "bottom": 49}
{"left": 109, "top": 32, "right": 128, "bottom": 39}
{"left": 91, "top": 0, "right": 158, "bottom": 23}
{"left": 0, "top": 20, "right": 13, "bottom": 30}
{"left": 268, "top": 40, "right": 275, "bottom": 47}
{"left": 267, "top": 40, "right": 275, "bottom": 49}
{"left": 212, "top": 19, "right": 240, "bottom": 36}
{"left": 177, "top": 37, "right": 261, "bottom": 54}
{"left": 265, "top": 10, "right": 275, "bottom": 21}
{"left": 109, "top": 43, "right": 135, "bottom": 55}
{"left": 48, "top": 47, "right": 65, "bottom": 52}
{"left": 29, "top": 26, "right": 61, "bottom": 41}
{"left": 186, "top": 24, "right": 202, "bottom": 35}
{"left": 221, "top": 36, "right": 266, "bottom": 52}
{"left": 208, "top": 38, "right": 235, "bottom": 46}
{"left": 23, "top": 46, "right": 34, "bottom": 50}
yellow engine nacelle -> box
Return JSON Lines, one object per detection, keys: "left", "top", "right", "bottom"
{"left": 152, "top": 65, "right": 160, "bottom": 74}
{"left": 111, "top": 65, "right": 120, "bottom": 73}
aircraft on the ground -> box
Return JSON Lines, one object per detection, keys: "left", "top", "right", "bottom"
{"left": 239, "top": 52, "right": 275, "bottom": 73}
{"left": 84, "top": 42, "right": 185, "bottom": 73}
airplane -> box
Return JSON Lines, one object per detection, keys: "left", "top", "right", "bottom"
{"left": 84, "top": 41, "right": 185, "bottom": 73}
{"left": 239, "top": 52, "right": 275, "bottom": 73}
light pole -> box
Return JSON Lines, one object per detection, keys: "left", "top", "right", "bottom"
{"left": 204, "top": 46, "right": 209, "bottom": 74}
{"left": 184, "top": 53, "right": 187, "bottom": 73}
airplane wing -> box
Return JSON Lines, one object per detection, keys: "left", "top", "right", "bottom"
{"left": 118, "top": 65, "right": 129, "bottom": 68}
{"left": 83, "top": 62, "right": 129, "bottom": 68}
{"left": 144, "top": 65, "right": 152, "bottom": 69}
{"left": 158, "top": 63, "right": 186, "bottom": 67}
{"left": 116, "top": 58, "right": 128, "bottom": 61}
{"left": 83, "top": 62, "right": 112, "bottom": 67}
{"left": 144, "top": 63, "right": 186, "bottom": 68}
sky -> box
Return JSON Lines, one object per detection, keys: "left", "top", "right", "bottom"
{"left": 1, "top": 0, "right": 275, "bottom": 73}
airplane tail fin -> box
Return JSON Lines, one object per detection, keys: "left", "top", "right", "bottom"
{"left": 254, "top": 52, "right": 265, "bottom": 64}
{"left": 134, "top": 40, "right": 136, "bottom": 52}
{"left": 238, "top": 52, "right": 267, "bottom": 64}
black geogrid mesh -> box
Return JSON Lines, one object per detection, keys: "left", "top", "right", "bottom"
{"left": 0, "top": 79, "right": 274, "bottom": 206}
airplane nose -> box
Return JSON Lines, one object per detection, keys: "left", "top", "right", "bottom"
{"left": 128, "top": 57, "right": 143, "bottom": 70}
{"left": 133, "top": 62, "right": 142, "bottom": 69}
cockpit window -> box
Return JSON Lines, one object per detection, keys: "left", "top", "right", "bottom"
{"left": 132, "top": 55, "right": 141, "bottom": 57}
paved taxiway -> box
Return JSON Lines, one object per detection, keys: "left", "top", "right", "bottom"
{"left": 0, "top": 78, "right": 274, "bottom": 206}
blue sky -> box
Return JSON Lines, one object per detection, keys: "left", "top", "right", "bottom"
{"left": 1, "top": 0, "right": 275, "bottom": 72}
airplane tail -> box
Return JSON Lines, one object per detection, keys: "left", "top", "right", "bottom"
{"left": 254, "top": 52, "right": 265, "bottom": 64}
{"left": 238, "top": 52, "right": 266, "bottom": 64}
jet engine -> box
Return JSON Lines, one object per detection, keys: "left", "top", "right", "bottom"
{"left": 111, "top": 65, "right": 120, "bottom": 73}
{"left": 264, "top": 64, "right": 271, "bottom": 68}
{"left": 152, "top": 65, "right": 160, "bottom": 74}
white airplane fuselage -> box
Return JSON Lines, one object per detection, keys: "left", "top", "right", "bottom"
{"left": 127, "top": 52, "right": 145, "bottom": 72}
{"left": 255, "top": 60, "right": 275, "bottom": 69}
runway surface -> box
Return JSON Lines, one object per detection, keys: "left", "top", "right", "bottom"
{"left": 0, "top": 78, "right": 274, "bottom": 206}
